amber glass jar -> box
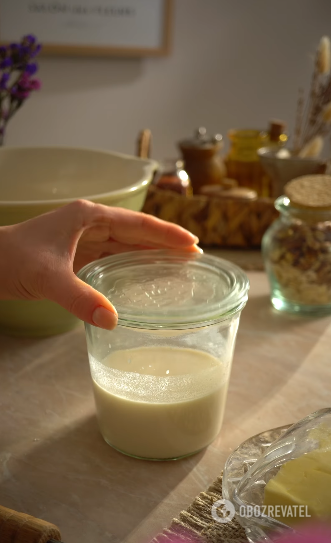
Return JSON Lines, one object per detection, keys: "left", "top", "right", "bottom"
{"left": 225, "top": 129, "right": 270, "bottom": 196}
{"left": 154, "top": 159, "right": 192, "bottom": 196}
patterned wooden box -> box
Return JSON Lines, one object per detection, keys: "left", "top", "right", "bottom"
{"left": 142, "top": 186, "right": 278, "bottom": 248}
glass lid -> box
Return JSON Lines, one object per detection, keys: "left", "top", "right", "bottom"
{"left": 78, "top": 250, "right": 249, "bottom": 328}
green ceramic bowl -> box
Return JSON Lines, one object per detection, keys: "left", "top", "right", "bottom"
{"left": 0, "top": 146, "right": 157, "bottom": 337}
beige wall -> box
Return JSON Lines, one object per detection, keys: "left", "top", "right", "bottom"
{"left": 6, "top": 0, "right": 331, "bottom": 160}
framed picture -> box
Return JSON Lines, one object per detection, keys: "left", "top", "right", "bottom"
{"left": 0, "top": 0, "right": 172, "bottom": 57}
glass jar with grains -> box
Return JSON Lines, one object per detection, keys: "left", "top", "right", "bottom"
{"left": 262, "top": 175, "right": 331, "bottom": 315}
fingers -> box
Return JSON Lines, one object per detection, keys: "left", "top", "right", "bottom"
{"left": 100, "top": 241, "right": 203, "bottom": 254}
{"left": 79, "top": 239, "right": 203, "bottom": 257}
{"left": 73, "top": 241, "right": 202, "bottom": 273}
{"left": 23, "top": 200, "right": 199, "bottom": 251}
{"left": 106, "top": 209, "right": 200, "bottom": 248}
{"left": 45, "top": 271, "right": 118, "bottom": 330}
{"left": 74, "top": 201, "right": 199, "bottom": 248}
{"left": 47, "top": 200, "right": 199, "bottom": 251}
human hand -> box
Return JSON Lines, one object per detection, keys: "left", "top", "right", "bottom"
{"left": 0, "top": 200, "right": 200, "bottom": 330}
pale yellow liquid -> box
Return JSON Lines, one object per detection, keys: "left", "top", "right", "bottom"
{"left": 91, "top": 347, "right": 229, "bottom": 459}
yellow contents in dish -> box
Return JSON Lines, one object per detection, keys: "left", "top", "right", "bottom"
{"left": 263, "top": 427, "right": 331, "bottom": 527}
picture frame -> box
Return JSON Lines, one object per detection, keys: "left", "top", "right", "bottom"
{"left": 0, "top": 0, "right": 173, "bottom": 57}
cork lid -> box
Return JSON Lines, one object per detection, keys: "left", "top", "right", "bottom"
{"left": 284, "top": 175, "right": 331, "bottom": 209}
{"left": 269, "top": 119, "right": 286, "bottom": 142}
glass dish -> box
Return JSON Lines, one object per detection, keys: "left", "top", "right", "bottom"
{"left": 223, "top": 408, "right": 331, "bottom": 543}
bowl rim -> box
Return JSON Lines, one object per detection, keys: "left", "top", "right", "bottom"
{"left": 257, "top": 146, "right": 326, "bottom": 164}
{"left": 0, "top": 146, "right": 158, "bottom": 207}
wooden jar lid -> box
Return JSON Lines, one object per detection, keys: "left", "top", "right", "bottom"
{"left": 284, "top": 175, "right": 331, "bottom": 209}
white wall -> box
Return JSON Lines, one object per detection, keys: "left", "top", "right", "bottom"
{"left": 6, "top": 0, "right": 331, "bottom": 160}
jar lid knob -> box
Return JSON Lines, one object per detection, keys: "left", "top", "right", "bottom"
{"left": 195, "top": 127, "right": 207, "bottom": 140}
{"left": 212, "top": 133, "right": 223, "bottom": 143}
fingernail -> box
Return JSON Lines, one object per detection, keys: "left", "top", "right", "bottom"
{"left": 194, "top": 244, "right": 204, "bottom": 254}
{"left": 92, "top": 307, "right": 118, "bottom": 330}
{"left": 184, "top": 230, "right": 199, "bottom": 244}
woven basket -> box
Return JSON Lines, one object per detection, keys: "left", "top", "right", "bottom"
{"left": 142, "top": 186, "right": 278, "bottom": 248}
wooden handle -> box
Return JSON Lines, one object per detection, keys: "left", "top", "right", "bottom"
{"left": 0, "top": 505, "right": 62, "bottom": 543}
{"left": 136, "top": 129, "right": 152, "bottom": 158}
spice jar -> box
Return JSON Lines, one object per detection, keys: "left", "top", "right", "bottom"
{"left": 267, "top": 119, "right": 288, "bottom": 148}
{"left": 178, "top": 127, "right": 226, "bottom": 194}
{"left": 225, "top": 129, "right": 270, "bottom": 196}
{"left": 78, "top": 250, "right": 249, "bottom": 460}
{"left": 262, "top": 175, "right": 331, "bottom": 314}
{"left": 154, "top": 159, "right": 192, "bottom": 196}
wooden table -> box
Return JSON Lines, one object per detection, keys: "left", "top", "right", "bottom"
{"left": 1, "top": 272, "right": 331, "bottom": 543}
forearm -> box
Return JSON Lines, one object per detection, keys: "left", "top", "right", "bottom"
{"left": 0, "top": 225, "right": 21, "bottom": 299}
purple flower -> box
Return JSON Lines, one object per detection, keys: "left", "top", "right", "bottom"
{"left": 25, "top": 62, "right": 38, "bottom": 76}
{"left": 22, "top": 34, "right": 37, "bottom": 46}
{"left": 11, "top": 73, "right": 41, "bottom": 100}
{"left": 7, "top": 37, "right": 41, "bottom": 67}
{"left": 9, "top": 44, "right": 31, "bottom": 65}
{"left": 0, "top": 34, "right": 42, "bottom": 145}
{"left": 19, "top": 46, "right": 31, "bottom": 57}
{"left": 30, "top": 44, "right": 42, "bottom": 58}
{"left": 28, "top": 78, "right": 41, "bottom": 90}
{"left": 0, "top": 58, "right": 12, "bottom": 69}
{"left": 0, "top": 72, "right": 10, "bottom": 90}
{"left": 11, "top": 85, "right": 30, "bottom": 100}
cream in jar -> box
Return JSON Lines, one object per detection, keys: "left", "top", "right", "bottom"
{"left": 91, "top": 346, "right": 228, "bottom": 459}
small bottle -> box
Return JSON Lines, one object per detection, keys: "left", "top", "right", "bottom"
{"left": 267, "top": 120, "right": 289, "bottom": 158}
{"left": 268, "top": 119, "right": 287, "bottom": 145}
{"left": 154, "top": 159, "right": 192, "bottom": 196}
{"left": 225, "top": 129, "right": 269, "bottom": 196}
{"left": 260, "top": 120, "right": 290, "bottom": 195}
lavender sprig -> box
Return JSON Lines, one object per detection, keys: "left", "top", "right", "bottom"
{"left": 0, "top": 34, "right": 42, "bottom": 145}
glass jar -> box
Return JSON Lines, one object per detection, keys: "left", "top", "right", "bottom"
{"left": 262, "top": 196, "right": 331, "bottom": 314}
{"left": 154, "top": 159, "right": 192, "bottom": 196}
{"left": 225, "top": 129, "right": 270, "bottom": 196}
{"left": 78, "top": 250, "right": 249, "bottom": 461}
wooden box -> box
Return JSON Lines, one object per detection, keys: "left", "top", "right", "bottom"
{"left": 142, "top": 186, "right": 278, "bottom": 248}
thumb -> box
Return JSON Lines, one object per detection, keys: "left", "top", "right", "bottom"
{"left": 46, "top": 271, "right": 118, "bottom": 330}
